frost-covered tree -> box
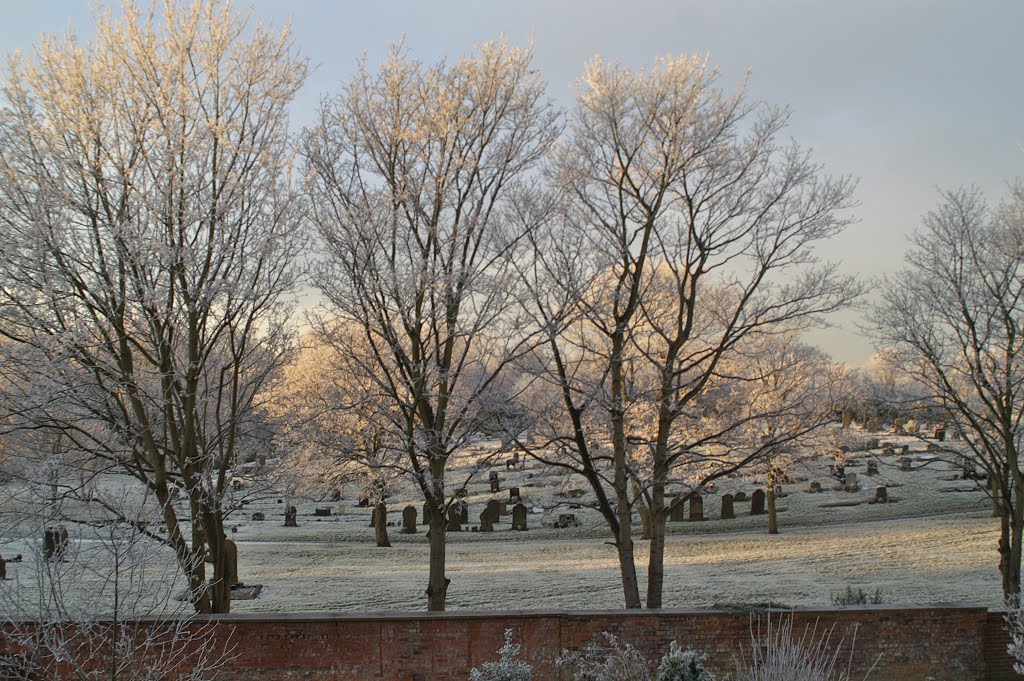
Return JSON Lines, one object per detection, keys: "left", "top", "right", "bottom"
{"left": 871, "top": 185, "right": 1024, "bottom": 597}
{"left": 302, "top": 41, "right": 559, "bottom": 611}
{"left": 512, "top": 55, "right": 859, "bottom": 608}
{"left": 0, "top": 1, "right": 307, "bottom": 613}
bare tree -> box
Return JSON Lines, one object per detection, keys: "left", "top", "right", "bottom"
{"left": 0, "top": 0, "right": 308, "bottom": 612}
{"left": 871, "top": 185, "right": 1024, "bottom": 597}
{"left": 302, "top": 41, "right": 559, "bottom": 610}
{"left": 0, "top": 473, "right": 233, "bottom": 680}
{"left": 512, "top": 55, "right": 859, "bottom": 608}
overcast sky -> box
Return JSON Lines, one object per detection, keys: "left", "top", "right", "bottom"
{"left": 2, "top": 0, "right": 1022, "bottom": 366}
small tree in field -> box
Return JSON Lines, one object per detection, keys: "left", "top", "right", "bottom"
{"left": 871, "top": 185, "right": 1024, "bottom": 598}
{"left": 0, "top": 0, "right": 308, "bottom": 613}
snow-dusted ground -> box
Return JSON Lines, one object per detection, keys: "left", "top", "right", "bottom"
{"left": 0, "top": 430, "right": 1003, "bottom": 612}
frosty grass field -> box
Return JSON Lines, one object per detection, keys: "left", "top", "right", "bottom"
{"left": 0, "top": 430, "right": 1004, "bottom": 613}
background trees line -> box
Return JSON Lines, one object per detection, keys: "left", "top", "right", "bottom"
{"left": 0, "top": 0, "right": 1019, "bottom": 619}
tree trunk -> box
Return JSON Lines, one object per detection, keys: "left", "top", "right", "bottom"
{"left": 426, "top": 505, "right": 449, "bottom": 611}
{"left": 374, "top": 501, "right": 391, "bottom": 547}
{"left": 767, "top": 478, "right": 779, "bottom": 535}
{"left": 645, "top": 480, "right": 667, "bottom": 608}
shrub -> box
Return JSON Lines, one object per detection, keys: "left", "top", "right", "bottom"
{"left": 470, "top": 629, "right": 532, "bottom": 681}
{"left": 1004, "top": 599, "right": 1024, "bottom": 675}
{"left": 733, "top": 613, "right": 877, "bottom": 681}
{"left": 655, "top": 641, "right": 715, "bottom": 681}
{"left": 830, "top": 586, "right": 883, "bottom": 606}
{"left": 558, "top": 632, "right": 650, "bottom": 681}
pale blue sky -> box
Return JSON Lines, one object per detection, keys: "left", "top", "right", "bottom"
{"left": 2, "top": 1, "right": 1022, "bottom": 365}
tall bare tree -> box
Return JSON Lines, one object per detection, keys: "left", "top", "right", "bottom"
{"left": 872, "top": 185, "right": 1024, "bottom": 597}
{"left": 302, "top": 42, "right": 558, "bottom": 611}
{"left": 0, "top": 0, "right": 307, "bottom": 613}
{"left": 512, "top": 55, "right": 859, "bottom": 608}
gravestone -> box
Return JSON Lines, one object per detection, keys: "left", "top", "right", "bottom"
{"left": 901, "top": 444, "right": 910, "bottom": 454}
{"left": 875, "top": 486, "right": 888, "bottom": 503}
{"left": 934, "top": 427, "right": 946, "bottom": 442}
{"left": 882, "top": 447, "right": 895, "bottom": 457}
{"left": 402, "top": 505, "right": 417, "bottom": 534}
{"left": 224, "top": 538, "right": 239, "bottom": 587}
{"left": 447, "top": 506, "right": 462, "bottom": 532}
{"left": 733, "top": 491, "right": 747, "bottom": 502}
{"left": 357, "top": 497, "right": 370, "bottom": 507}
{"left": 509, "top": 487, "right": 521, "bottom": 503}
{"left": 866, "top": 460, "right": 879, "bottom": 476}
{"left": 314, "top": 507, "right": 331, "bottom": 517}
{"left": 750, "top": 489, "right": 766, "bottom": 515}
{"left": 555, "top": 514, "right": 578, "bottom": 528}
{"left": 720, "top": 494, "right": 735, "bottom": 520}
{"left": 423, "top": 502, "right": 431, "bottom": 525}
{"left": 284, "top": 506, "right": 297, "bottom": 527}
{"left": 512, "top": 503, "right": 528, "bottom": 531}
{"left": 900, "top": 457, "right": 912, "bottom": 471}
{"left": 479, "top": 501, "right": 498, "bottom": 532}
{"left": 458, "top": 501, "right": 469, "bottom": 525}
{"left": 688, "top": 495, "right": 704, "bottom": 521}
{"left": 809, "top": 481, "right": 822, "bottom": 493}
{"left": 251, "top": 512, "right": 265, "bottom": 521}
{"left": 844, "top": 472, "right": 859, "bottom": 492}
{"left": 490, "top": 477, "right": 500, "bottom": 493}
{"left": 866, "top": 438, "right": 880, "bottom": 450}
{"left": 43, "top": 526, "right": 69, "bottom": 561}
{"left": 329, "top": 488, "right": 341, "bottom": 501}
{"left": 926, "top": 443, "right": 940, "bottom": 452}
{"left": 669, "top": 500, "right": 685, "bottom": 522}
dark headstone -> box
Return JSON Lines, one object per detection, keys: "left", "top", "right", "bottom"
{"left": 489, "top": 471, "right": 499, "bottom": 481}
{"left": 669, "top": 500, "right": 685, "bottom": 522}
{"left": 875, "top": 486, "right": 888, "bottom": 503}
{"left": 509, "top": 487, "right": 521, "bottom": 503}
{"left": 423, "top": 502, "right": 431, "bottom": 525}
{"left": 555, "top": 514, "right": 578, "bottom": 528}
{"left": 688, "top": 495, "right": 704, "bottom": 521}
{"left": 357, "top": 497, "right": 370, "bottom": 507}
{"left": 809, "top": 481, "right": 822, "bottom": 493}
{"left": 926, "top": 443, "right": 940, "bottom": 452}
{"left": 447, "top": 505, "right": 462, "bottom": 532}
{"left": 866, "top": 461, "right": 879, "bottom": 476}
{"left": 734, "top": 491, "right": 748, "bottom": 502}
{"left": 720, "top": 494, "right": 735, "bottom": 520}
{"left": 480, "top": 500, "right": 500, "bottom": 532}
{"left": 750, "top": 489, "right": 766, "bottom": 515}
{"left": 402, "top": 505, "right": 417, "bottom": 534}
{"left": 935, "top": 428, "right": 946, "bottom": 442}
{"left": 329, "top": 489, "right": 342, "bottom": 502}
{"left": 43, "top": 526, "right": 69, "bottom": 561}
{"left": 251, "top": 512, "right": 265, "bottom": 521}
{"left": 844, "top": 472, "right": 859, "bottom": 492}
{"left": 459, "top": 501, "right": 469, "bottom": 525}
{"left": 512, "top": 503, "right": 528, "bottom": 531}
{"left": 490, "top": 478, "right": 500, "bottom": 493}
{"left": 900, "top": 457, "right": 912, "bottom": 471}
{"left": 314, "top": 507, "right": 331, "bottom": 517}
{"left": 284, "top": 506, "right": 297, "bottom": 527}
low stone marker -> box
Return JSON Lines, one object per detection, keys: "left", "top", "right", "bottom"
{"left": 512, "top": 503, "right": 528, "bottom": 531}
{"left": 688, "top": 495, "right": 704, "bottom": 521}
{"left": 844, "top": 472, "right": 859, "bottom": 492}
{"left": 934, "top": 427, "right": 946, "bottom": 441}
{"left": 900, "top": 457, "right": 912, "bottom": 471}
{"left": 459, "top": 501, "right": 469, "bottom": 525}
{"left": 750, "top": 489, "right": 766, "bottom": 515}
{"left": 509, "top": 487, "right": 521, "bottom": 503}
{"left": 554, "top": 514, "right": 578, "bottom": 528}
{"left": 402, "top": 505, "right": 417, "bottom": 534}
{"left": 314, "top": 507, "right": 331, "bottom": 517}
{"left": 720, "top": 494, "right": 735, "bottom": 520}
{"left": 809, "top": 481, "right": 822, "bottom": 493}
{"left": 875, "top": 486, "right": 888, "bottom": 503}
{"left": 284, "top": 506, "right": 297, "bottom": 527}
{"left": 251, "top": 512, "right": 265, "bottom": 521}
{"left": 866, "top": 461, "right": 879, "bottom": 476}
{"left": 489, "top": 471, "right": 500, "bottom": 493}
{"left": 734, "top": 491, "right": 748, "bottom": 502}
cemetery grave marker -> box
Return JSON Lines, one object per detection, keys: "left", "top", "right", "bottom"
{"left": 512, "top": 503, "right": 528, "bottom": 531}
{"left": 720, "top": 494, "right": 735, "bottom": 520}
{"left": 750, "top": 489, "right": 766, "bottom": 515}
{"left": 402, "top": 505, "right": 417, "bottom": 534}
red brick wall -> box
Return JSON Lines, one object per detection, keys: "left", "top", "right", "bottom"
{"left": 4, "top": 607, "right": 1016, "bottom": 680}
